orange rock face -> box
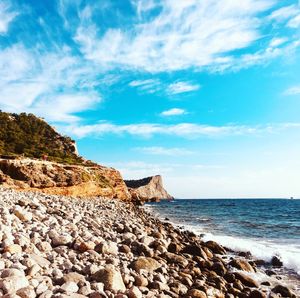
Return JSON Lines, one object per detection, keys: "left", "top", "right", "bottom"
{"left": 0, "top": 158, "right": 130, "bottom": 201}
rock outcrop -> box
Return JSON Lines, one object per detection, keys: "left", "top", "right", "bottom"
{"left": 125, "top": 175, "right": 173, "bottom": 204}
{"left": 0, "top": 158, "right": 130, "bottom": 200}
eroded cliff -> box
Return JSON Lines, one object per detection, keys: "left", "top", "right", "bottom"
{"left": 0, "top": 158, "right": 130, "bottom": 200}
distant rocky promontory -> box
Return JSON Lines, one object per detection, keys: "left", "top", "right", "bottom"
{"left": 125, "top": 175, "right": 174, "bottom": 204}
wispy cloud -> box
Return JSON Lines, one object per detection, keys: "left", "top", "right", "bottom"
{"left": 0, "top": 44, "right": 102, "bottom": 122}
{"left": 0, "top": 1, "right": 17, "bottom": 34}
{"left": 73, "top": 0, "right": 291, "bottom": 72}
{"left": 160, "top": 108, "right": 187, "bottom": 116}
{"left": 168, "top": 82, "right": 200, "bottom": 94}
{"left": 269, "top": 37, "right": 288, "bottom": 48}
{"left": 65, "top": 122, "right": 300, "bottom": 139}
{"left": 284, "top": 85, "right": 300, "bottom": 95}
{"left": 135, "top": 146, "right": 193, "bottom": 156}
{"left": 268, "top": 4, "right": 300, "bottom": 28}
{"left": 128, "top": 79, "right": 162, "bottom": 93}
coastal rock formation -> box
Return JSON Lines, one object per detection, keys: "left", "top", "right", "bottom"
{"left": 0, "top": 158, "right": 130, "bottom": 200}
{"left": 125, "top": 175, "right": 174, "bottom": 204}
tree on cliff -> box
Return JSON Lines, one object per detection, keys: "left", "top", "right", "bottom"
{"left": 0, "top": 111, "right": 83, "bottom": 164}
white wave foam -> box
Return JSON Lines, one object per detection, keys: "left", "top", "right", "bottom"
{"left": 202, "top": 231, "right": 300, "bottom": 275}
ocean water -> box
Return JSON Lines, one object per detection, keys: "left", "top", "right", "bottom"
{"left": 145, "top": 199, "right": 300, "bottom": 277}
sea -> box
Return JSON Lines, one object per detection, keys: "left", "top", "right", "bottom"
{"left": 144, "top": 198, "right": 300, "bottom": 294}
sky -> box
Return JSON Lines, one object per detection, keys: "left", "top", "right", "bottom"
{"left": 0, "top": 0, "right": 300, "bottom": 198}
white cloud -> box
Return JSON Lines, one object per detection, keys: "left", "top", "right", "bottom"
{"left": 269, "top": 37, "right": 288, "bottom": 48}
{"left": 284, "top": 85, "right": 300, "bottom": 95}
{"left": 74, "top": 0, "right": 279, "bottom": 72}
{"left": 129, "top": 79, "right": 158, "bottom": 87}
{"left": 268, "top": 5, "right": 299, "bottom": 22}
{"left": 168, "top": 82, "right": 200, "bottom": 94}
{"left": 31, "top": 92, "right": 101, "bottom": 122}
{"left": 160, "top": 108, "right": 187, "bottom": 116}
{"left": 268, "top": 4, "right": 300, "bottom": 28}
{"left": 288, "top": 13, "right": 300, "bottom": 28}
{"left": 135, "top": 146, "right": 193, "bottom": 156}
{"left": 0, "top": 1, "right": 17, "bottom": 34}
{"left": 128, "top": 79, "right": 162, "bottom": 93}
{"left": 0, "top": 45, "right": 102, "bottom": 122}
{"left": 65, "top": 121, "right": 300, "bottom": 139}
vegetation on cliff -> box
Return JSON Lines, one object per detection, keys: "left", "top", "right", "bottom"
{"left": 0, "top": 111, "right": 83, "bottom": 164}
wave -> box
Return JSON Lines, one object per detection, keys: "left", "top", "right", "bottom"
{"left": 189, "top": 225, "right": 300, "bottom": 275}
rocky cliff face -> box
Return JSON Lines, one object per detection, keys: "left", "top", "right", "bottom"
{"left": 0, "top": 158, "right": 130, "bottom": 201}
{"left": 125, "top": 175, "right": 174, "bottom": 204}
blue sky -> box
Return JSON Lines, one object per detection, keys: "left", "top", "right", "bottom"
{"left": 1, "top": 0, "right": 300, "bottom": 198}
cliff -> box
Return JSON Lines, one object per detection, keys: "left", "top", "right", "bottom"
{"left": 0, "top": 158, "right": 130, "bottom": 200}
{"left": 125, "top": 175, "right": 174, "bottom": 204}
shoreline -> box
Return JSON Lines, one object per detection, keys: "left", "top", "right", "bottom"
{"left": 144, "top": 201, "right": 300, "bottom": 296}
{"left": 0, "top": 188, "right": 297, "bottom": 298}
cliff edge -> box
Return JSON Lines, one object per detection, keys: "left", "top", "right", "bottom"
{"left": 125, "top": 175, "right": 174, "bottom": 204}
{"left": 0, "top": 158, "right": 130, "bottom": 200}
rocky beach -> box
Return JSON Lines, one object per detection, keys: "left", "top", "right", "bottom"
{"left": 0, "top": 188, "right": 297, "bottom": 298}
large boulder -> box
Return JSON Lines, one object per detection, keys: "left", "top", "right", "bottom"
{"left": 234, "top": 272, "right": 259, "bottom": 288}
{"left": 229, "top": 258, "right": 255, "bottom": 272}
{"left": 92, "top": 265, "right": 126, "bottom": 293}
{"left": 131, "top": 257, "right": 162, "bottom": 272}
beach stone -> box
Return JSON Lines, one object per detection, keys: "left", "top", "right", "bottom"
{"left": 49, "top": 231, "right": 72, "bottom": 246}
{"left": 63, "top": 272, "right": 86, "bottom": 284}
{"left": 77, "top": 241, "right": 95, "bottom": 252}
{"left": 272, "top": 285, "right": 295, "bottom": 297}
{"left": 249, "top": 290, "right": 267, "bottom": 298}
{"left": 13, "top": 207, "right": 32, "bottom": 222}
{"left": 167, "top": 242, "right": 181, "bottom": 253}
{"left": 271, "top": 256, "right": 283, "bottom": 267}
{"left": 131, "top": 257, "right": 161, "bottom": 272}
{"left": 182, "top": 245, "right": 207, "bottom": 259}
{"left": 28, "top": 253, "right": 51, "bottom": 268}
{"left": 134, "top": 275, "right": 148, "bottom": 287}
{"left": 92, "top": 265, "right": 126, "bottom": 293}
{"left": 36, "top": 241, "right": 52, "bottom": 252}
{"left": 61, "top": 281, "right": 79, "bottom": 293}
{"left": 1, "top": 269, "right": 25, "bottom": 278}
{"left": 211, "top": 261, "right": 227, "bottom": 276}
{"left": 229, "top": 259, "right": 255, "bottom": 272}
{"left": 119, "top": 244, "right": 131, "bottom": 254}
{"left": 187, "top": 289, "right": 207, "bottom": 298}
{"left": 4, "top": 244, "right": 22, "bottom": 254}
{"left": 0, "top": 276, "right": 29, "bottom": 294}
{"left": 234, "top": 272, "right": 259, "bottom": 288}
{"left": 127, "top": 286, "right": 143, "bottom": 298}
{"left": 204, "top": 241, "right": 226, "bottom": 255}
{"left": 164, "top": 252, "right": 189, "bottom": 267}
{"left": 78, "top": 285, "right": 92, "bottom": 296}
{"left": 95, "top": 241, "right": 118, "bottom": 255}
{"left": 27, "top": 264, "right": 41, "bottom": 276}
{"left": 16, "top": 286, "right": 36, "bottom": 298}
